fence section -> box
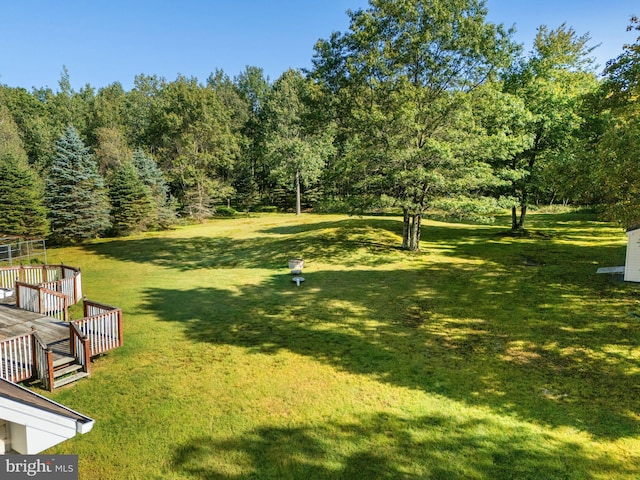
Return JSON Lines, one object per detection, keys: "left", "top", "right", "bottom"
{"left": 70, "top": 323, "right": 91, "bottom": 373}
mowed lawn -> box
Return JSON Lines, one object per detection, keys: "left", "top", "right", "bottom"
{"left": 41, "top": 213, "right": 639, "bottom": 479}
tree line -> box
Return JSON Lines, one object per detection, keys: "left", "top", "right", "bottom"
{"left": 0, "top": 0, "right": 638, "bottom": 250}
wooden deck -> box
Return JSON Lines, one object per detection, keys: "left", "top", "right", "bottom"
{"left": 0, "top": 264, "right": 123, "bottom": 390}
{"left": 0, "top": 304, "right": 67, "bottom": 342}
{"left": 0, "top": 303, "right": 72, "bottom": 363}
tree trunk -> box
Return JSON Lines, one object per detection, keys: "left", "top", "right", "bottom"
{"left": 402, "top": 208, "right": 410, "bottom": 249}
{"left": 518, "top": 204, "right": 527, "bottom": 230}
{"left": 410, "top": 214, "right": 421, "bottom": 250}
{"left": 402, "top": 209, "right": 421, "bottom": 251}
{"left": 295, "top": 169, "right": 301, "bottom": 216}
{"left": 511, "top": 206, "right": 519, "bottom": 231}
{"left": 511, "top": 204, "right": 527, "bottom": 231}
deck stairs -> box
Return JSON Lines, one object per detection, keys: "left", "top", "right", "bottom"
{"left": 48, "top": 338, "right": 89, "bottom": 389}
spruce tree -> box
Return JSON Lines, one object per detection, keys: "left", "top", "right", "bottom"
{"left": 45, "top": 126, "right": 110, "bottom": 244}
{"left": 108, "top": 161, "right": 153, "bottom": 236}
{"left": 0, "top": 154, "right": 49, "bottom": 237}
{"left": 131, "top": 148, "right": 177, "bottom": 228}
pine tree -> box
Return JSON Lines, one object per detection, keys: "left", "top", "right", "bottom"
{"left": 0, "top": 154, "right": 49, "bottom": 237}
{"left": 131, "top": 148, "right": 177, "bottom": 228}
{"left": 45, "top": 126, "right": 110, "bottom": 244}
{"left": 108, "top": 161, "right": 153, "bottom": 236}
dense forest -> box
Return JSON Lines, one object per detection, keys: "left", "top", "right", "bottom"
{"left": 0, "top": 0, "right": 638, "bottom": 250}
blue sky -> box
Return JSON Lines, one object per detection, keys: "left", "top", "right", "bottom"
{"left": 0, "top": 0, "right": 637, "bottom": 92}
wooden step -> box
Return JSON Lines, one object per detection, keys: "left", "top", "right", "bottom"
{"left": 53, "top": 363, "right": 83, "bottom": 378}
{"left": 53, "top": 371, "right": 89, "bottom": 389}
{"left": 53, "top": 355, "right": 76, "bottom": 368}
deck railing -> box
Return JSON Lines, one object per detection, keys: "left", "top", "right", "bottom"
{"left": 32, "top": 331, "right": 53, "bottom": 391}
{"left": 0, "top": 265, "right": 81, "bottom": 305}
{"left": 15, "top": 282, "right": 69, "bottom": 321}
{"left": 70, "top": 323, "right": 91, "bottom": 374}
{"left": 0, "top": 333, "right": 33, "bottom": 383}
{"left": 0, "top": 266, "right": 122, "bottom": 389}
{"left": 74, "top": 299, "right": 123, "bottom": 356}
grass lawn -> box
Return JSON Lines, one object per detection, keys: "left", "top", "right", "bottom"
{"left": 41, "top": 212, "right": 639, "bottom": 479}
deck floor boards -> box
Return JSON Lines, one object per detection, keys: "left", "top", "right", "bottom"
{"left": 0, "top": 304, "right": 71, "bottom": 359}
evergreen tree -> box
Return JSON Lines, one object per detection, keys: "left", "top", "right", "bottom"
{"left": 108, "top": 161, "right": 153, "bottom": 236}
{"left": 0, "top": 154, "right": 49, "bottom": 237}
{"left": 45, "top": 126, "right": 110, "bottom": 244}
{"left": 131, "top": 148, "right": 177, "bottom": 228}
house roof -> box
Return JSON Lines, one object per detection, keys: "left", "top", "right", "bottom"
{"left": 0, "top": 378, "right": 93, "bottom": 427}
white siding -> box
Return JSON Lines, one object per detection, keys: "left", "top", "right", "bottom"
{"left": 625, "top": 229, "right": 640, "bottom": 282}
{"left": 0, "top": 420, "right": 7, "bottom": 454}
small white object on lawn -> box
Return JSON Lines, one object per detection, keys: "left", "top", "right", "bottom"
{"left": 292, "top": 276, "right": 305, "bottom": 286}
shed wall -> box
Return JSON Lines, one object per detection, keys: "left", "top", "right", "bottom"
{"left": 625, "top": 229, "right": 640, "bottom": 282}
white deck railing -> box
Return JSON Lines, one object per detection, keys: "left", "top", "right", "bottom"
{"left": 0, "top": 265, "right": 81, "bottom": 304}
{"left": 0, "top": 333, "right": 33, "bottom": 383}
{"left": 15, "top": 283, "right": 69, "bottom": 321}
{"left": 74, "top": 300, "right": 123, "bottom": 356}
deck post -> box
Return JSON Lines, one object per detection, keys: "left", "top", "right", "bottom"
{"left": 38, "top": 287, "right": 44, "bottom": 315}
{"left": 45, "top": 349, "right": 54, "bottom": 392}
{"left": 63, "top": 295, "right": 69, "bottom": 322}
{"left": 82, "top": 336, "right": 91, "bottom": 375}
{"left": 69, "top": 327, "right": 76, "bottom": 357}
{"left": 30, "top": 328, "right": 37, "bottom": 374}
{"left": 117, "top": 309, "right": 124, "bottom": 347}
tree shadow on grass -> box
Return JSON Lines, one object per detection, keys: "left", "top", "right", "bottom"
{"left": 82, "top": 218, "right": 405, "bottom": 270}
{"left": 140, "top": 255, "right": 640, "bottom": 441}
{"left": 87, "top": 214, "right": 637, "bottom": 442}
{"left": 170, "top": 412, "right": 627, "bottom": 479}
{"left": 82, "top": 214, "right": 626, "bottom": 274}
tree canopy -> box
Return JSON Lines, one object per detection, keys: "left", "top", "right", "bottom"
{"left": 312, "top": 0, "right": 517, "bottom": 249}
{"left": 0, "top": 3, "right": 634, "bottom": 243}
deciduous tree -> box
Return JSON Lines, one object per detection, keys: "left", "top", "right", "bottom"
{"left": 503, "top": 24, "right": 597, "bottom": 230}
{"left": 149, "top": 76, "right": 239, "bottom": 220}
{"left": 590, "top": 17, "right": 640, "bottom": 228}
{"left": 312, "top": 0, "right": 514, "bottom": 249}
{"left": 260, "top": 69, "right": 334, "bottom": 215}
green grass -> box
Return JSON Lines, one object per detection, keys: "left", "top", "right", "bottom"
{"left": 40, "top": 212, "right": 639, "bottom": 479}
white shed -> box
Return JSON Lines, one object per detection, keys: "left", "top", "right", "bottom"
{"left": 625, "top": 228, "right": 640, "bottom": 282}
{"left": 0, "top": 378, "right": 94, "bottom": 454}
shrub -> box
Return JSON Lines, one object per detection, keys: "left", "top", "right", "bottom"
{"left": 215, "top": 206, "right": 238, "bottom": 217}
